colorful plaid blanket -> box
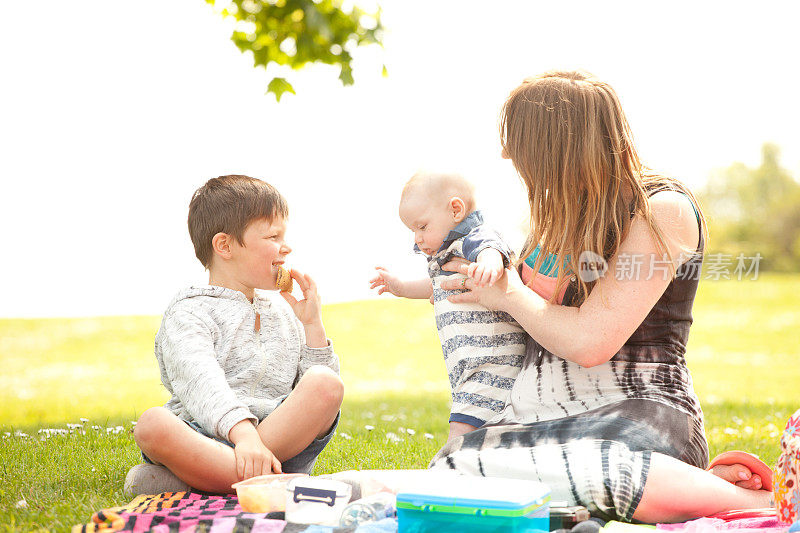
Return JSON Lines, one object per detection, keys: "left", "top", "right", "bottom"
{"left": 74, "top": 491, "right": 787, "bottom": 532}
{"left": 73, "top": 491, "right": 399, "bottom": 533}
{"left": 73, "top": 491, "right": 288, "bottom": 532}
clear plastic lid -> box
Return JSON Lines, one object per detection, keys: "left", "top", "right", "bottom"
{"left": 397, "top": 474, "right": 550, "bottom": 511}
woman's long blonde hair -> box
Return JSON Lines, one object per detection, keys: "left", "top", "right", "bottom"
{"left": 500, "top": 70, "right": 706, "bottom": 304}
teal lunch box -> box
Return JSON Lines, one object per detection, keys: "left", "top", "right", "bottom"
{"left": 396, "top": 474, "right": 550, "bottom": 532}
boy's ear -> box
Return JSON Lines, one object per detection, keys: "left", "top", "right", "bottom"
{"left": 450, "top": 197, "right": 467, "bottom": 223}
{"left": 211, "top": 232, "right": 234, "bottom": 260}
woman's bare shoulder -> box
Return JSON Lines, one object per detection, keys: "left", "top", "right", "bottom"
{"left": 643, "top": 190, "right": 700, "bottom": 263}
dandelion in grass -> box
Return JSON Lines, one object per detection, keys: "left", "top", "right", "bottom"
{"left": 363, "top": 412, "right": 374, "bottom": 419}
{"left": 733, "top": 416, "right": 743, "bottom": 426}
{"left": 724, "top": 427, "right": 739, "bottom": 436}
{"left": 406, "top": 428, "right": 416, "bottom": 435}
{"left": 14, "top": 431, "right": 29, "bottom": 438}
{"left": 424, "top": 433, "right": 434, "bottom": 439}
{"left": 15, "top": 499, "right": 27, "bottom": 509}
{"left": 80, "top": 417, "right": 89, "bottom": 424}
{"left": 364, "top": 425, "right": 375, "bottom": 431}
{"left": 386, "top": 432, "right": 402, "bottom": 443}
{"left": 131, "top": 421, "right": 137, "bottom": 427}
{"left": 92, "top": 425, "right": 102, "bottom": 431}
{"left": 380, "top": 414, "right": 395, "bottom": 422}
{"left": 339, "top": 432, "right": 352, "bottom": 440}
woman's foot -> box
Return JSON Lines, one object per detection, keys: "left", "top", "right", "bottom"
{"left": 707, "top": 451, "right": 773, "bottom": 491}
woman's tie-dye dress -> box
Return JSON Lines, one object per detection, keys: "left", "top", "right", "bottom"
{"left": 430, "top": 188, "right": 707, "bottom": 522}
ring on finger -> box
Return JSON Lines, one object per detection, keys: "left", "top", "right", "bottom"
{"left": 461, "top": 278, "right": 467, "bottom": 289}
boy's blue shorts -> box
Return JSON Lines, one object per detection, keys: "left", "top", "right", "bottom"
{"left": 141, "top": 410, "right": 339, "bottom": 475}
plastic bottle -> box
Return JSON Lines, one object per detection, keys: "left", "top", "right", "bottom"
{"left": 338, "top": 492, "right": 396, "bottom": 527}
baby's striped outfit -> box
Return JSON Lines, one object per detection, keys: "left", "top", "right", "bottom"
{"left": 420, "top": 211, "right": 525, "bottom": 427}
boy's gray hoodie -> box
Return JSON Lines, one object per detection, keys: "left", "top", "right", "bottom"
{"left": 155, "top": 285, "right": 339, "bottom": 441}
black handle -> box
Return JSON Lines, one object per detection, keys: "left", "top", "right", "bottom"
{"left": 293, "top": 486, "right": 337, "bottom": 507}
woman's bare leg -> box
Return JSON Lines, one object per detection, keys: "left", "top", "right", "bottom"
{"left": 633, "top": 452, "right": 773, "bottom": 523}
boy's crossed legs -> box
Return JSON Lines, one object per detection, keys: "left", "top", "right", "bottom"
{"left": 134, "top": 365, "right": 343, "bottom": 494}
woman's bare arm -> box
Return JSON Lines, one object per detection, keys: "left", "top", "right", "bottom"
{"left": 443, "top": 191, "right": 700, "bottom": 367}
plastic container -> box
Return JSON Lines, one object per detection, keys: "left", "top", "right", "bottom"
{"left": 396, "top": 475, "right": 550, "bottom": 533}
{"left": 285, "top": 477, "right": 352, "bottom": 525}
{"left": 232, "top": 473, "right": 308, "bottom": 513}
{"left": 339, "top": 492, "right": 396, "bottom": 527}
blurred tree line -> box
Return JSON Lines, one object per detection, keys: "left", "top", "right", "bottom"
{"left": 699, "top": 143, "right": 800, "bottom": 271}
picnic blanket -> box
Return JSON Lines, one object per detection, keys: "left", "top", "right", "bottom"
{"left": 71, "top": 491, "right": 396, "bottom": 533}
{"left": 74, "top": 491, "right": 789, "bottom": 533}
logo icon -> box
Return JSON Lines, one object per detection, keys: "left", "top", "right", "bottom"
{"left": 578, "top": 251, "right": 608, "bottom": 282}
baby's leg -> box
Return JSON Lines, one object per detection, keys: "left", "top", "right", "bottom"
{"left": 447, "top": 421, "right": 477, "bottom": 442}
{"left": 133, "top": 407, "right": 240, "bottom": 494}
{"left": 256, "top": 365, "right": 343, "bottom": 463}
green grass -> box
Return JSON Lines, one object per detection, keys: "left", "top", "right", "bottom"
{"left": 1, "top": 274, "right": 799, "bottom": 531}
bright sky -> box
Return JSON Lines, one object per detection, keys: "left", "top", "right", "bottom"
{"left": 1, "top": 1, "right": 798, "bottom": 318}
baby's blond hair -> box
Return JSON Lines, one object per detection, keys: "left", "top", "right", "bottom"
{"left": 401, "top": 171, "right": 476, "bottom": 212}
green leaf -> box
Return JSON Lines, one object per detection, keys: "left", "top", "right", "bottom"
{"left": 266, "top": 77, "right": 296, "bottom": 101}
{"left": 212, "top": 0, "right": 384, "bottom": 99}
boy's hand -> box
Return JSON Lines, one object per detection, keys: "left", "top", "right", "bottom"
{"left": 281, "top": 269, "right": 327, "bottom": 348}
{"left": 369, "top": 267, "right": 405, "bottom": 297}
{"left": 468, "top": 248, "right": 505, "bottom": 287}
{"left": 229, "top": 421, "right": 282, "bottom": 480}
{"left": 280, "top": 269, "right": 323, "bottom": 326}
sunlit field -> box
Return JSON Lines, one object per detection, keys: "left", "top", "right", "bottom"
{"left": 1, "top": 274, "right": 798, "bottom": 530}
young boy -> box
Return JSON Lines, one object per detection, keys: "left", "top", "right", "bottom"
{"left": 126, "top": 175, "right": 343, "bottom": 495}
{"left": 369, "top": 172, "right": 526, "bottom": 442}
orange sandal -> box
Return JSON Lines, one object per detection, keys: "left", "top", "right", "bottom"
{"left": 707, "top": 450, "right": 773, "bottom": 492}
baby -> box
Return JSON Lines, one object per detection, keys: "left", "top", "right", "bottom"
{"left": 370, "top": 172, "right": 526, "bottom": 441}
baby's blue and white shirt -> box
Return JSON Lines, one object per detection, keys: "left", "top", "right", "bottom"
{"left": 415, "top": 211, "right": 526, "bottom": 427}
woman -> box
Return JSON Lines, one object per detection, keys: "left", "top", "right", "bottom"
{"left": 430, "top": 70, "right": 772, "bottom": 523}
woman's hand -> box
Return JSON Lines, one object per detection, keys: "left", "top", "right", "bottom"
{"left": 440, "top": 260, "right": 526, "bottom": 311}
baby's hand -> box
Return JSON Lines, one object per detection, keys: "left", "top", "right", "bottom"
{"left": 468, "top": 249, "right": 505, "bottom": 286}
{"left": 369, "top": 267, "right": 405, "bottom": 297}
